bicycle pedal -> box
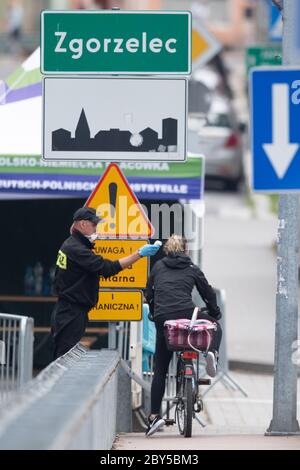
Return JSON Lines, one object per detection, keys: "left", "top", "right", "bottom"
{"left": 164, "top": 419, "right": 175, "bottom": 426}
{"left": 194, "top": 399, "right": 203, "bottom": 413}
{"left": 198, "top": 378, "right": 211, "bottom": 385}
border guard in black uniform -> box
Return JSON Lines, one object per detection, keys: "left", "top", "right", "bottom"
{"left": 51, "top": 206, "right": 160, "bottom": 358}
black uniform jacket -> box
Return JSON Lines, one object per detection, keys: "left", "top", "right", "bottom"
{"left": 54, "top": 230, "right": 122, "bottom": 309}
{"left": 145, "top": 253, "right": 221, "bottom": 323}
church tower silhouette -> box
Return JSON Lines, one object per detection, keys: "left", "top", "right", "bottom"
{"left": 75, "top": 108, "right": 90, "bottom": 141}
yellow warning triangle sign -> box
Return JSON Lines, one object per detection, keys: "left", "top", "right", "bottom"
{"left": 86, "top": 163, "right": 154, "bottom": 238}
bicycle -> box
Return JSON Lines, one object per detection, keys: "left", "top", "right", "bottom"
{"left": 163, "top": 307, "right": 217, "bottom": 438}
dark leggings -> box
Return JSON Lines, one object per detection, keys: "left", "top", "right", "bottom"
{"left": 150, "top": 313, "right": 222, "bottom": 415}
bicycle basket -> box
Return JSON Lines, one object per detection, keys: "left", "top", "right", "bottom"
{"left": 163, "top": 318, "right": 216, "bottom": 352}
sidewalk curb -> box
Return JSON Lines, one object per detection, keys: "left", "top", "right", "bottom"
{"left": 229, "top": 360, "right": 274, "bottom": 375}
{"left": 230, "top": 360, "right": 300, "bottom": 376}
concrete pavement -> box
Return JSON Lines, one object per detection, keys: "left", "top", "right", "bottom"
{"left": 115, "top": 432, "right": 300, "bottom": 450}
{"left": 114, "top": 372, "right": 300, "bottom": 450}
{"left": 114, "top": 371, "right": 300, "bottom": 450}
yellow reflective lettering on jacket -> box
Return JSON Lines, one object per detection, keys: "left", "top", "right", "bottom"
{"left": 56, "top": 250, "right": 67, "bottom": 270}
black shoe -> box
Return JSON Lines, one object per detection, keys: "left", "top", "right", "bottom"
{"left": 145, "top": 415, "right": 165, "bottom": 437}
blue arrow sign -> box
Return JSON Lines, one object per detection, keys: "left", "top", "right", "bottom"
{"left": 250, "top": 68, "right": 300, "bottom": 192}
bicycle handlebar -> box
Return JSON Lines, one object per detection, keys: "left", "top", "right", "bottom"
{"left": 189, "top": 306, "right": 210, "bottom": 330}
{"left": 189, "top": 307, "right": 199, "bottom": 330}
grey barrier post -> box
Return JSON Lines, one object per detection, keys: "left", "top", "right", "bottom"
{"left": 266, "top": 0, "right": 300, "bottom": 435}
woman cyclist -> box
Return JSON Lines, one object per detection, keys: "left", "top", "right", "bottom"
{"left": 145, "top": 234, "right": 222, "bottom": 437}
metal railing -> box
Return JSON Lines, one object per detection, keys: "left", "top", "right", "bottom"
{"left": 117, "top": 321, "right": 131, "bottom": 361}
{"left": 0, "top": 313, "right": 34, "bottom": 405}
{"left": 0, "top": 345, "right": 124, "bottom": 450}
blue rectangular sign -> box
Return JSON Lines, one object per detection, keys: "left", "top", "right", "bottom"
{"left": 250, "top": 68, "right": 300, "bottom": 192}
{"left": 297, "top": 2, "right": 300, "bottom": 51}
{"left": 269, "top": 4, "right": 282, "bottom": 42}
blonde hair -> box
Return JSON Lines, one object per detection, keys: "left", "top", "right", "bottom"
{"left": 163, "top": 234, "right": 187, "bottom": 255}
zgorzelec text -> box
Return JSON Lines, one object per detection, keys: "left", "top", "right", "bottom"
{"left": 54, "top": 31, "right": 177, "bottom": 60}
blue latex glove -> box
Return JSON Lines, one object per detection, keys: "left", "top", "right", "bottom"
{"left": 139, "top": 241, "right": 162, "bottom": 257}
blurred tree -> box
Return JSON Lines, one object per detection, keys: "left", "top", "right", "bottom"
{"left": 70, "top": 0, "right": 109, "bottom": 8}
{"left": 7, "top": 0, "right": 23, "bottom": 41}
{"left": 94, "top": 0, "right": 109, "bottom": 7}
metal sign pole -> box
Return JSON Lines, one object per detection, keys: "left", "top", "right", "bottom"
{"left": 267, "top": 0, "right": 300, "bottom": 436}
{"left": 108, "top": 322, "right": 117, "bottom": 350}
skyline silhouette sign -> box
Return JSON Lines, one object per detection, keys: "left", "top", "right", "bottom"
{"left": 52, "top": 108, "right": 178, "bottom": 153}
{"left": 43, "top": 77, "right": 187, "bottom": 162}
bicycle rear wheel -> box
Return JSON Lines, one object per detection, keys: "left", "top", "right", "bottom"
{"left": 176, "top": 375, "right": 193, "bottom": 438}
{"left": 176, "top": 400, "right": 185, "bottom": 435}
{"left": 183, "top": 379, "right": 193, "bottom": 437}
{"left": 175, "top": 359, "right": 185, "bottom": 435}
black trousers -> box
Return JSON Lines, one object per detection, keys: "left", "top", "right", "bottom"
{"left": 51, "top": 300, "right": 89, "bottom": 359}
{"left": 151, "top": 313, "right": 222, "bottom": 415}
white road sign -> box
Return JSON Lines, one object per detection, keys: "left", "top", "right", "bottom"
{"left": 192, "top": 19, "right": 221, "bottom": 71}
{"left": 43, "top": 77, "right": 187, "bottom": 161}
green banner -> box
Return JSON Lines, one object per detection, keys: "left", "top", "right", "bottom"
{"left": 0, "top": 155, "right": 204, "bottom": 200}
{"left": 0, "top": 155, "right": 203, "bottom": 178}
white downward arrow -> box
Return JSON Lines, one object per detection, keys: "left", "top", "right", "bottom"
{"left": 263, "top": 83, "right": 299, "bottom": 179}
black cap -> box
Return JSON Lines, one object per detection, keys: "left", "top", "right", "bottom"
{"left": 73, "top": 207, "right": 102, "bottom": 224}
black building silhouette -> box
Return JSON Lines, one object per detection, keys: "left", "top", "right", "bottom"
{"left": 52, "top": 108, "right": 178, "bottom": 152}
{"left": 139, "top": 127, "right": 159, "bottom": 151}
{"left": 52, "top": 128, "right": 72, "bottom": 151}
{"left": 162, "top": 118, "right": 177, "bottom": 147}
{"left": 94, "top": 129, "right": 132, "bottom": 151}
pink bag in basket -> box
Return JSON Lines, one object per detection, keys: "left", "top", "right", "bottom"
{"left": 164, "top": 318, "right": 217, "bottom": 352}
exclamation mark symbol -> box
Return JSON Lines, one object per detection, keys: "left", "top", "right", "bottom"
{"left": 109, "top": 182, "right": 117, "bottom": 229}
